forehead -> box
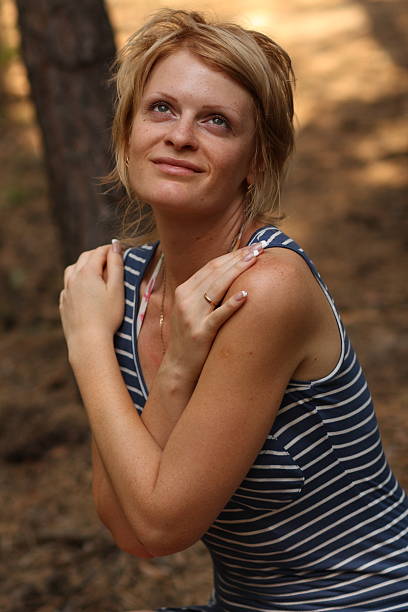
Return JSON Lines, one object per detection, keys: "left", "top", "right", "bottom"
{"left": 143, "top": 49, "right": 254, "bottom": 113}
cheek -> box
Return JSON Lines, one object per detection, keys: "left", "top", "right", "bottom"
{"left": 216, "top": 145, "right": 253, "bottom": 180}
{"left": 129, "top": 119, "right": 152, "bottom": 150}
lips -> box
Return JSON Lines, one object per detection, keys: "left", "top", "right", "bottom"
{"left": 152, "top": 157, "right": 203, "bottom": 173}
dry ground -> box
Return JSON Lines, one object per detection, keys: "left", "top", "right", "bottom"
{"left": 0, "top": 0, "right": 407, "bottom": 610}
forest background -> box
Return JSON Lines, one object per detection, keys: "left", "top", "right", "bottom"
{"left": 0, "top": 0, "right": 407, "bottom": 610}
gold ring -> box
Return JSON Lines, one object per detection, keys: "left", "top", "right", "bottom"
{"left": 204, "top": 292, "right": 217, "bottom": 308}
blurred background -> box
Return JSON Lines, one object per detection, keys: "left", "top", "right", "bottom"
{"left": 0, "top": 0, "right": 407, "bottom": 610}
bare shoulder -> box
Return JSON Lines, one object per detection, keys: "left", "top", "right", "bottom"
{"left": 205, "top": 247, "right": 320, "bottom": 383}
{"left": 221, "top": 246, "right": 341, "bottom": 382}
{"left": 227, "top": 246, "right": 319, "bottom": 332}
{"left": 243, "top": 246, "right": 315, "bottom": 292}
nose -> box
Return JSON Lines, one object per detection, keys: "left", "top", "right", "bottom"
{"left": 164, "top": 116, "right": 198, "bottom": 151}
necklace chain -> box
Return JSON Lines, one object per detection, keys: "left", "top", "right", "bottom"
{"left": 159, "top": 263, "right": 166, "bottom": 356}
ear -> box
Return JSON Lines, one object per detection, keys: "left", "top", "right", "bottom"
{"left": 246, "top": 155, "right": 257, "bottom": 186}
{"left": 124, "top": 141, "right": 130, "bottom": 167}
{"left": 246, "top": 170, "right": 255, "bottom": 188}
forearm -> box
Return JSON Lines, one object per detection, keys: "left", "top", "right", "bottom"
{"left": 70, "top": 336, "right": 165, "bottom": 546}
{"left": 91, "top": 437, "right": 153, "bottom": 557}
{"left": 141, "top": 353, "right": 196, "bottom": 448}
{"left": 70, "top": 334, "right": 196, "bottom": 552}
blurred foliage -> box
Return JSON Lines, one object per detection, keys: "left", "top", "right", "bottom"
{"left": 0, "top": 42, "right": 16, "bottom": 66}
{"left": 2, "top": 184, "right": 29, "bottom": 208}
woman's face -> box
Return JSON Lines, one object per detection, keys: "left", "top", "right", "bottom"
{"left": 127, "top": 48, "right": 256, "bottom": 220}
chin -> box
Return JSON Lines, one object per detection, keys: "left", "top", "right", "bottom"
{"left": 139, "top": 184, "right": 201, "bottom": 213}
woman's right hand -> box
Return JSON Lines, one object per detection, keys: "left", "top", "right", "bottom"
{"left": 163, "top": 241, "right": 266, "bottom": 384}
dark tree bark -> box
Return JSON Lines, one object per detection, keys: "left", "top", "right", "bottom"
{"left": 16, "top": 0, "right": 121, "bottom": 265}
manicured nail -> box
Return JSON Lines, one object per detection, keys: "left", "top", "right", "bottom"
{"left": 234, "top": 290, "right": 248, "bottom": 302}
{"left": 244, "top": 248, "right": 260, "bottom": 261}
{"left": 252, "top": 240, "right": 267, "bottom": 249}
{"left": 112, "top": 238, "right": 121, "bottom": 253}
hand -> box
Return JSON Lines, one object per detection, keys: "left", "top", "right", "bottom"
{"left": 59, "top": 243, "right": 124, "bottom": 355}
{"left": 163, "top": 242, "right": 266, "bottom": 383}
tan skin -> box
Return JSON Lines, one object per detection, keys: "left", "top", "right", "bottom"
{"left": 60, "top": 49, "right": 341, "bottom": 612}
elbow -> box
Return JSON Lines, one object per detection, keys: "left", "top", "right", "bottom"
{"left": 138, "top": 520, "right": 203, "bottom": 557}
{"left": 93, "top": 485, "right": 202, "bottom": 557}
{"left": 100, "top": 513, "right": 155, "bottom": 559}
{"left": 93, "top": 497, "right": 155, "bottom": 559}
{"left": 113, "top": 532, "right": 155, "bottom": 558}
{"left": 132, "top": 499, "right": 212, "bottom": 556}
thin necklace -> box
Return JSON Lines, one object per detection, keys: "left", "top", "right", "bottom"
{"left": 158, "top": 222, "right": 245, "bottom": 355}
{"left": 159, "top": 263, "right": 166, "bottom": 356}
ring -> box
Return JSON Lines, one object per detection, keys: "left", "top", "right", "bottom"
{"left": 204, "top": 292, "right": 217, "bottom": 308}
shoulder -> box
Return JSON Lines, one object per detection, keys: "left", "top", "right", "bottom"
{"left": 211, "top": 248, "right": 321, "bottom": 376}
{"left": 229, "top": 246, "right": 318, "bottom": 330}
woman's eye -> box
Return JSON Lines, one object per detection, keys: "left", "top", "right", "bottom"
{"left": 208, "top": 115, "right": 229, "bottom": 128}
{"left": 151, "top": 102, "right": 171, "bottom": 113}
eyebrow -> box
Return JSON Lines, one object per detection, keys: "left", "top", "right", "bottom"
{"left": 145, "top": 91, "right": 241, "bottom": 119}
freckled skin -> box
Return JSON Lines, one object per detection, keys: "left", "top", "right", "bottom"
{"left": 127, "top": 49, "right": 256, "bottom": 221}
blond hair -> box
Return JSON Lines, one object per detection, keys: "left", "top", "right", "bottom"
{"left": 109, "top": 9, "right": 295, "bottom": 245}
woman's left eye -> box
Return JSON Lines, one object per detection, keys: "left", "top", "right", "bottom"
{"left": 208, "top": 115, "right": 229, "bottom": 128}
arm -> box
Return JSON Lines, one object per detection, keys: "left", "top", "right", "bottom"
{"left": 61, "top": 246, "right": 317, "bottom": 556}
{"left": 61, "top": 242, "right": 264, "bottom": 554}
{"left": 91, "top": 437, "right": 153, "bottom": 557}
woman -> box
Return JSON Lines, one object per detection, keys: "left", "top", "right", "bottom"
{"left": 60, "top": 9, "right": 408, "bottom": 611}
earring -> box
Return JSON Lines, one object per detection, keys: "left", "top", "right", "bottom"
{"left": 125, "top": 155, "right": 129, "bottom": 167}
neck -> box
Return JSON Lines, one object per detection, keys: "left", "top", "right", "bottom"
{"left": 154, "top": 207, "right": 257, "bottom": 295}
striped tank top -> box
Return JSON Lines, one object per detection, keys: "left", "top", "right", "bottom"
{"left": 114, "top": 226, "right": 408, "bottom": 611}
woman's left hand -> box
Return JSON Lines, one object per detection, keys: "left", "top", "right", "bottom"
{"left": 59, "top": 244, "right": 124, "bottom": 355}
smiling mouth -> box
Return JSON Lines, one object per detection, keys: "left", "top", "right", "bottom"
{"left": 152, "top": 157, "right": 203, "bottom": 174}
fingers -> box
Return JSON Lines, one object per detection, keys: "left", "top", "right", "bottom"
{"left": 63, "top": 243, "right": 119, "bottom": 287}
{"left": 106, "top": 241, "right": 124, "bottom": 291}
{"left": 58, "top": 288, "right": 65, "bottom": 310}
{"left": 63, "top": 264, "right": 74, "bottom": 287}
{"left": 200, "top": 241, "right": 266, "bottom": 306}
{"left": 185, "top": 241, "right": 266, "bottom": 297}
{"left": 206, "top": 290, "right": 248, "bottom": 332}
{"left": 82, "top": 245, "right": 111, "bottom": 273}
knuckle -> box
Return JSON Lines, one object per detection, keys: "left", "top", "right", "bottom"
{"left": 190, "top": 329, "right": 201, "bottom": 344}
{"left": 210, "top": 259, "right": 221, "bottom": 271}
{"left": 206, "top": 316, "right": 218, "bottom": 333}
{"left": 174, "top": 293, "right": 187, "bottom": 313}
{"left": 64, "top": 266, "right": 73, "bottom": 285}
{"left": 174, "top": 285, "right": 186, "bottom": 302}
{"left": 174, "top": 285, "right": 183, "bottom": 298}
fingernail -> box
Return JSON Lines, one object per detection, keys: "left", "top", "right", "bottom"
{"left": 112, "top": 238, "right": 121, "bottom": 253}
{"left": 244, "top": 248, "right": 260, "bottom": 261}
{"left": 252, "top": 240, "right": 267, "bottom": 249}
{"left": 234, "top": 290, "right": 248, "bottom": 302}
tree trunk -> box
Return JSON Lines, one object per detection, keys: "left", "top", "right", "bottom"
{"left": 16, "top": 0, "right": 121, "bottom": 265}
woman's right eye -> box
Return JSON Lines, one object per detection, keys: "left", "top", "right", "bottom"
{"left": 151, "top": 101, "right": 171, "bottom": 113}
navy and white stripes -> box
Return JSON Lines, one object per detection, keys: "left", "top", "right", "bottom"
{"left": 114, "top": 226, "right": 408, "bottom": 611}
